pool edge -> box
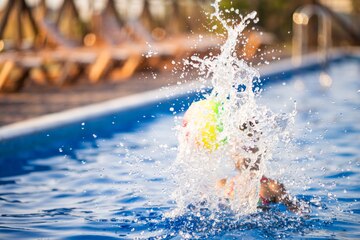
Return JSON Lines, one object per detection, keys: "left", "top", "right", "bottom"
{"left": 0, "top": 48, "right": 359, "bottom": 142}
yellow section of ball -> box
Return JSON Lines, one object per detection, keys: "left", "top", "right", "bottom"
{"left": 183, "top": 99, "right": 223, "bottom": 151}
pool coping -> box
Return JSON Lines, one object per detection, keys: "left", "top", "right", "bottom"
{"left": 0, "top": 47, "right": 359, "bottom": 142}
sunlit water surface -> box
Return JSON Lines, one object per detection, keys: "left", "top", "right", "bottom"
{"left": 0, "top": 59, "right": 359, "bottom": 239}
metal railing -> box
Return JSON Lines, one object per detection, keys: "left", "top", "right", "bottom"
{"left": 292, "top": 4, "right": 332, "bottom": 66}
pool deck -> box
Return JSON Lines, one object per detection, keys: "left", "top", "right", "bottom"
{"left": 0, "top": 70, "right": 188, "bottom": 127}
{"left": 0, "top": 52, "right": 284, "bottom": 127}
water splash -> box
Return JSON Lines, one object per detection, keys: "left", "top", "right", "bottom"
{"left": 169, "top": 0, "right": 296, "bottom": 217}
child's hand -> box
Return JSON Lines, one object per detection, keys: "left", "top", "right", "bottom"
{"left": 259, "top": 177, "right": 286, "bottom": 204}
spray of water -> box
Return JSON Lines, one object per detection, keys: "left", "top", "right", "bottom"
{"left": 169, "top": 0, "right": 296, "bottom": 217}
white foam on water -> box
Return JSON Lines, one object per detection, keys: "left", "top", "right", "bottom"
{"left": 168, "top": 0, "right": 296, "bottom": 217}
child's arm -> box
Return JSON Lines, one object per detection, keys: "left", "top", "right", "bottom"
{"left": 260, "top": 177, "right": 306, "bottom": 214}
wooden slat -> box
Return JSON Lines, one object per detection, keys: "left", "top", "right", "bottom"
{"left": 0, "top": 61, "right": 15, "bottom": 89}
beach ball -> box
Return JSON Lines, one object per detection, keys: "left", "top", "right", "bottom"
{"left": 182, "top": 99, "right": 223, "bottom": 151}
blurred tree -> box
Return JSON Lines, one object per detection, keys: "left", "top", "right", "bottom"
{"left": 353, "top": 0, "right": 360, "bottom": 12}
{"left": 218, "top": 0, "right": 304, "bottom": 42}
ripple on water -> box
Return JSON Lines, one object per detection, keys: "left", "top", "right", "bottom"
{"left": 325, "top": 171, "right": 356, "bottom": 179}
{"left": 117, "top": 196, "right": 146, "bottom": 204}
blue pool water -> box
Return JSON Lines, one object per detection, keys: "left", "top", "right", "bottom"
{"left": 0, "top": 57, "right": 359, "bottom": 239}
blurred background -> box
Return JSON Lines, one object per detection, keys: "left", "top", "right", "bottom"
{"left": 0, "top": 0, "right": 359, "bottom": 126}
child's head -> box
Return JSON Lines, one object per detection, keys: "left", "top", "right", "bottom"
{"left": 234, "top": 156, "right": 261, "bottom": 172}
{"left": 233, "top": 118, "right": 263, "bottom": 172}
{"left": 238, "top": 119, "right": 262, "bottom": 142}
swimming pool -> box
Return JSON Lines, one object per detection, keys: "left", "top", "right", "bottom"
{"left": 0, "top": 51, "right": 359, "bottom": 239}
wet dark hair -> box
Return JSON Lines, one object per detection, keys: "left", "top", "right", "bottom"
{"left": 235, "top": 155, "right": 261, "bottom": 172}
